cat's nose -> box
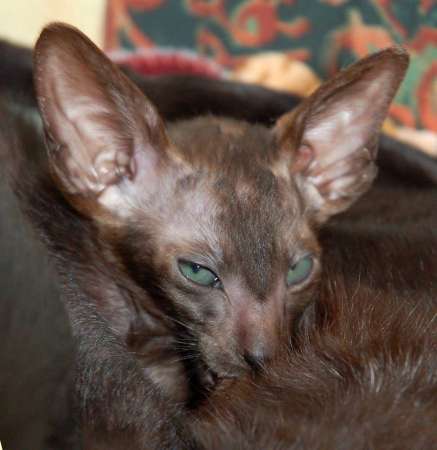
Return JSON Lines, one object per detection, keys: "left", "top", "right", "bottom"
{"left": 242, "top": 336, "right": 278, "bottom": 371}
{"left": 234, "top": 288, "right": 285, "bottom": 372}
{"left": 243, "top": 349, "right": 268, "bottom": 372}
{"left": 237, "top": 307, "right": 283, "bottom": 372}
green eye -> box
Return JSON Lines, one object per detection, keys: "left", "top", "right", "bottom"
{"left": 178, "top": 260, "right": 220, "bottom": 287}
{"left": 287, "top": 255, "right": 313, "bottom": 287}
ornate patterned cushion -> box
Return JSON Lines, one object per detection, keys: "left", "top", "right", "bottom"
{"left": 105, "top": 0, "right": 437, "bottom": 142}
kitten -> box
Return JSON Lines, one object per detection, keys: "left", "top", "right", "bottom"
{"left": 1, "top": 21, "right": 411, "bottom": 449}
{"left": 29, "top": 23, "right": 408, "bottom": 399}
{"left": 34, "top": 25, "right": 407, "bottom": 386}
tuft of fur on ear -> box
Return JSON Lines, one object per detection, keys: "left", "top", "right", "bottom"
{"left": 275, "top": 47, "right": 409, "bottom": 223}
{"left": 33, "top": 23, "right": 171, "bottom": 218}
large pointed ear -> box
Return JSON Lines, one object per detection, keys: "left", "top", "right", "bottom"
{"left": 33, "top": 23, "right": 172, "bottom": 219}
{"left": 274, "top": 47, "right": 409, "bottom": 223}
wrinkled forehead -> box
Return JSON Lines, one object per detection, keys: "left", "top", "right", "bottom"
{"left": 166, "top": 162, "right": 303, "bottom": 291}
{"left": 212, "top": 166, "right": 302, "bottom": 294}
{"left": 168, "top": 116, "right": 300, "bottom": 215}
{"left": 159, "top": 117, "right": 306, "bottom": 291}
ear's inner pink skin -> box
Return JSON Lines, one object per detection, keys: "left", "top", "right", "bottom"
{"left": 33, "top": 23, "right": 409, "bottom": 393}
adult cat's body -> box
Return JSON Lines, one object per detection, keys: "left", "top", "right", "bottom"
{"left": 1, "top": 23, "right": 436, "bottom": 450}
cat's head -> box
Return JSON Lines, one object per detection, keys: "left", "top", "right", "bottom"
{"left": 33, "top": 24, "right": 408, "bottom": 379}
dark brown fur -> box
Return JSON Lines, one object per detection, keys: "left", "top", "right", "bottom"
{"left": 0, "top": 23, "right": 436, "bottom": 450}
{"left": 29, "top": 26, "right": 409, "bottom": 391}
{"left": 191, "top": 209, "right": 437, "bottom": 449}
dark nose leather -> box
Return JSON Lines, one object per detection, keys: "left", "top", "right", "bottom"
{"left": 243, "top": 349, "right": 268, "bottom": 372}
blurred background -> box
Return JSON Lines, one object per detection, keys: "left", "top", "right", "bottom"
{"left": 0, "top": 0, "right": 106, "bottom": 47}
{"left": 0, "top": 0, "right": 436, "bottom": 154}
